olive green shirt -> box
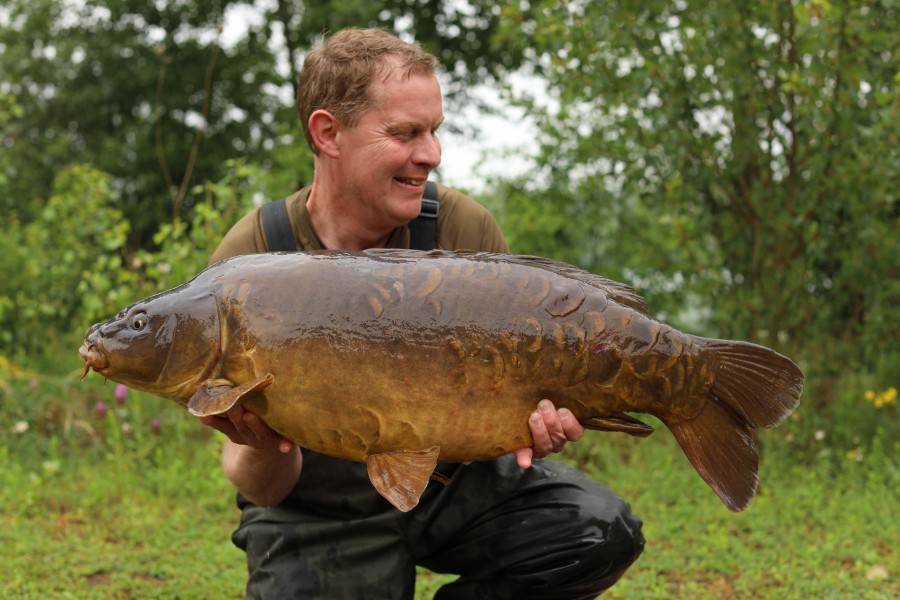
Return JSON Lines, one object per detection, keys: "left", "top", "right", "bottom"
{"left": 210, "top": 184, "right": 508, "bottom": 263}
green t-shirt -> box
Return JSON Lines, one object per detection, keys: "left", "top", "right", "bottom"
{"left": 209, "top": 184, "right": 508, "bottom": 264}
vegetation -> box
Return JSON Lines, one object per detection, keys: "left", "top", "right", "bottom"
{"left": 1, "top": 0, "right": 896, "bottom": 597}
{"left": 492, "top": 0, "right": 898, "bottom": 370}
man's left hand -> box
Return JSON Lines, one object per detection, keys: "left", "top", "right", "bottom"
{"left": 516, "top": 399, "right": 585, "bottom": 469}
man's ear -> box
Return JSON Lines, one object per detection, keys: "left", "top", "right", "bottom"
{"left": 308, "top": 109, "right": 340, "bottom": 158}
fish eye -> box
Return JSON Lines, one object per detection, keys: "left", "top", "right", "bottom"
{"left": 130, "top": 313, "right": 148, "bottom": 331}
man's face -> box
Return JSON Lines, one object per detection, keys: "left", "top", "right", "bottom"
{"left": 334, "top": 67, "right": 444, "bottom": 231}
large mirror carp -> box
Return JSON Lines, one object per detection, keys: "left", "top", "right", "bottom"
{"left": 80, "top": 249, "right": 803, "bottom": 512}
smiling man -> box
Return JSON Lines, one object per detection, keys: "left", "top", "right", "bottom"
{"left": 201, "top": 28, "right": 643, "bottom": 600}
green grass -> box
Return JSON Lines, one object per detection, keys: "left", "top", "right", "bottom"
{"left": 1, "top": 351, "right": 897, "bottom": 599}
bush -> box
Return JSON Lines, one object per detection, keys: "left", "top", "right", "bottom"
{"left": 0, "top": 160, "right": 259, "bottom": 359}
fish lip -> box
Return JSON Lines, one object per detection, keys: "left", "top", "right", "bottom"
{"left": 79, "top": 340, "right": 109, "bottom": 373}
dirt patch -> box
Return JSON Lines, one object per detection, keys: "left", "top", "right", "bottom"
{"left": 86, "top": 571, "right": 111, "bottom": 586}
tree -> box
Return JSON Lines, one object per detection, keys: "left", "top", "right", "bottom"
{"left": 491, "top": 0, "right": 898, "bottom": 372}
{"left": 0, "top": 0, "right": 524, "bottom": 246}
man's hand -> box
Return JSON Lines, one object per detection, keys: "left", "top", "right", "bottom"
{"left": 197, "top": 405, "right": 302, "bottom": 507}
{"left": 198, "top": 404, "right": 294, "bottom": 455}
{"left": 516, "top": 400, "right": 585, "bottom": 469}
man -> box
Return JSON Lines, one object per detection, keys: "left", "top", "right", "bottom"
{"left": 201, "top": 28, "right": 644, "bottom": 599}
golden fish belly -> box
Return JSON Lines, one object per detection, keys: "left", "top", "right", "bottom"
{"left": 232, "top": 312, "right": 699, "bottom": 464}
{"left": 240, "top": 337, "right": 543, "bottom": 463}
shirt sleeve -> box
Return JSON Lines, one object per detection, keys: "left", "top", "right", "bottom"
{"left": 434, "top": 185, "right": 510, "bottom": 253}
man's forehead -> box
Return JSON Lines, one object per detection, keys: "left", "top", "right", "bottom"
{"left": 368, "top": 68, "right": 442, "bottom": 112}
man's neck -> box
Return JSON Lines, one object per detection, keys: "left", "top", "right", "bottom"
{"left": 306, "top": 179, "right": 393, "bottom": 251}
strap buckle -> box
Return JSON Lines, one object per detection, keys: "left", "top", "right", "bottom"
{"left": 419, "top": 197, "right": 439, "bottom": 219}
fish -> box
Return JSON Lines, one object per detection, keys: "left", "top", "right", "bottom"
{"left": 79, "top": 249, "right": 803, "bottom": 512}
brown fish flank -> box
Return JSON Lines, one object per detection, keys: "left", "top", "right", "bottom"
{"left": 79, "top": 249, "right": 804, "bottom": 513}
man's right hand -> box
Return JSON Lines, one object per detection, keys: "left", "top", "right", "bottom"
{"left": 199, "top": 404, "right": 295, "bottom": 455}
{"left": 198, "top": 405, "right": 302, "bottom": 507}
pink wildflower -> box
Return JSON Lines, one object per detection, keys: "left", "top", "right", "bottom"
{"left": 114, "top": 383, "right": 128, "bottom": 406}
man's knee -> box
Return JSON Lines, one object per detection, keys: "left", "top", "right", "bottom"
{"left": 491, "top": 476, "right": 645, "bottom": 599}
{"left": 534, "top": 492, "right": 644, "bottom": 597}
{"left": 578, "top": 494, "right": 645, "bottom": 593}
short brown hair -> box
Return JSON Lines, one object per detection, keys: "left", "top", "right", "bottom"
{"left": 296, "top": 28, "right": 440, "bottom": 153}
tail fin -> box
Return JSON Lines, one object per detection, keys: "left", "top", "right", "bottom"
{"left": 667, "top": 340, "right": 804, "bottom": 512}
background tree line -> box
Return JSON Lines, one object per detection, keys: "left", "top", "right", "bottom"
{"left": 1, "top": 0, "right": 897, "bottom": 413}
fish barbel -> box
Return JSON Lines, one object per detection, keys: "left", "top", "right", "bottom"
{"left": 79, "top": 249, "right": 803, "bottom": 512}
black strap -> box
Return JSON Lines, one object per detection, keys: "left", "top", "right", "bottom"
{"left": 261, "top": 197, "right": 297, "bottom": 252}
{"left": 409, "top": 181, "right": 439, "bottom": 251}
{"left": 260, "top": 182, "right": 440, "bottom": 252}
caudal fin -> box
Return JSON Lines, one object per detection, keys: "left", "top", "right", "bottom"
{"left": 668, "top": 340, "right": 804, "bottom": 512}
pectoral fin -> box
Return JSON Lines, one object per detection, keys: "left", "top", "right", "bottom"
{"left": 187, "top": 373, "right": 275, "bottom": 417}
{"left": 580, "top": 413, "right": 654, "bottom": 437}
{"left": 366, "top": 446, "right": 441, "bottom": 512}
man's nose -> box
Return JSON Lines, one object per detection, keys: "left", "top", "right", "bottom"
{"left": 413, "top": 133, "right": 441, "bottom": 169}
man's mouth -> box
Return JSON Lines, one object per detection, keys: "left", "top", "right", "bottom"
{"left": 395, "top": 177, "right": 426, "bottom": 187}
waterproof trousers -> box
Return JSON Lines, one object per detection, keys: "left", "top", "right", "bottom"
{"left": 232, "top": 451, "right": 644, "bottom": 599}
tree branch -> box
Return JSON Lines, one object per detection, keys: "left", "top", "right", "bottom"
{"left": 172, "top": 28, "right": 222, "bottom": 222}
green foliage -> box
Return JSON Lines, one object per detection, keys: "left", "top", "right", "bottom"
{"left": 491, "top": 0, "right": 899, "bottom": 378}
{"left": 0, "top": 160, "right": 258, "bottom": 358}
{"left": 0, "top": 166, "right": 128, "bottom": 352}
{"left": 0, "top": 0, "right": 285, "bottom": 241}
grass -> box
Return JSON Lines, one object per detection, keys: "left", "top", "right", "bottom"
{"left": 1, "top": 348, "right": 897, "bottom": 599}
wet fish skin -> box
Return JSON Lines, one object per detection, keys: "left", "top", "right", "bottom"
{"left": 79, "top": 249, "right": 804, "bottom": 512}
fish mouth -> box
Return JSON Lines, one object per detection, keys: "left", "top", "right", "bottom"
{"left": 79, "top": 340, "right": 109, "bottom": 381}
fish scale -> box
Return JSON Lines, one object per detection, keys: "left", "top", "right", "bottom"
{"left": 79, "top": 248, "right": 803, "bottom": 513}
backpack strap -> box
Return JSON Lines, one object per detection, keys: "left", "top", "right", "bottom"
{"left": 260, "top": 182, "right": 440, "bottom": 252}
{"left": 409, "top": 181, "right": 439, "bottom": 251}
{"left": 260, "top": 197, "right": 297, "bottom": 252}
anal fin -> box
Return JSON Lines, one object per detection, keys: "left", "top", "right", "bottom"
{"left": 581, "top": 413, "right": 654, "bottom": 437}
{"left": 366, "top": 446, "right": 440, "bottom": 512}
{"left": 187, "top": 373, "right": 274, "bottom": 417}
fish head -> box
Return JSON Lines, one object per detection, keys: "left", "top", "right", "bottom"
{"left": 79, "top": 286, "right": 221, "bottom": 403}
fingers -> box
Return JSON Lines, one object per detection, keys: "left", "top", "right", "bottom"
{"left": 524, "top": 400, "right": 586, "bottom": 466}
{"left": 558, "top": 407, "right": 585, "bottom": 442}
{"left": 198, "top": 414, "right": 238, "bottom": 438}
{"left": 197, "top": 405, "right": 293, "bottom": 454}
{"left": 529, "top": 399, "right": 568, "bottom": 460}
{"left": 515, "top": 447, "right": 534, "bottom": 469}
